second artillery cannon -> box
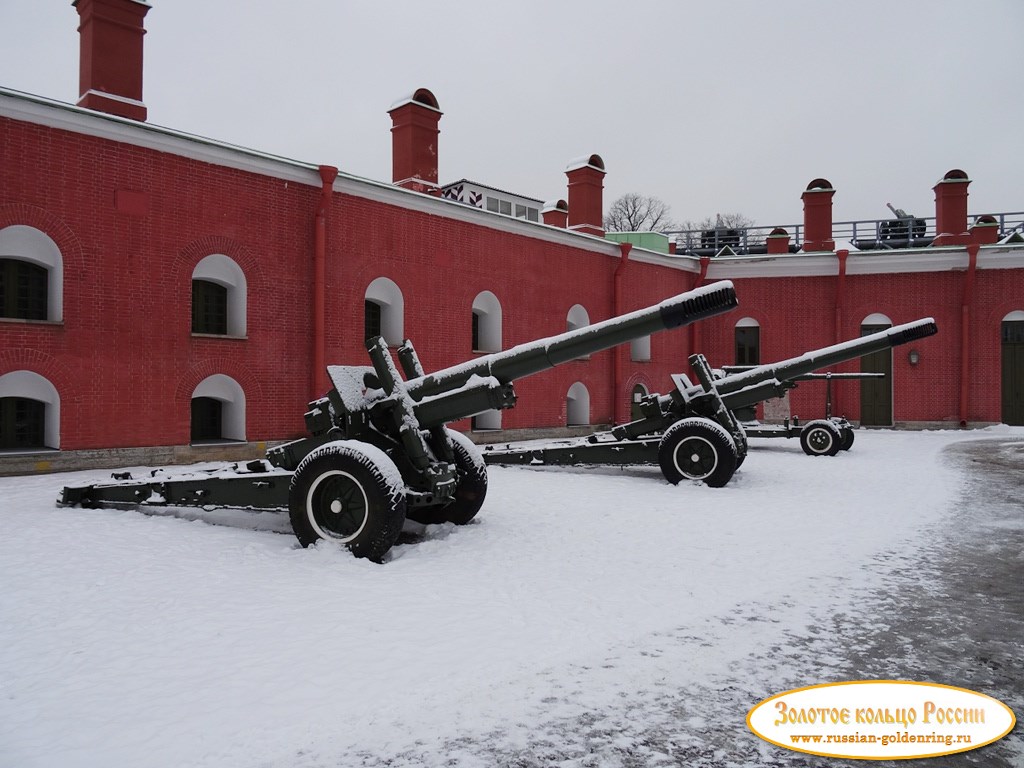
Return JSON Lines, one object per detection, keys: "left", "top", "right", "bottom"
{"left": 58, "top": 281, "right": 739, "bottom": 561}
{"left": 484, "top": 318, "right": 938, "bottom": 487}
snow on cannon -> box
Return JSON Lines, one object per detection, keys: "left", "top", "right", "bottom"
{"left": 58, "top": 281, "right": 739, "bottom": 561}
{"left": 484, "top": 318, "right": 939, "bottom": 488}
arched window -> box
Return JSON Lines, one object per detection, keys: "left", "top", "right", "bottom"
{"left": 735, "top": 317, "right": 760, "bottom": 366}
{"left": 472, "top": 291, "right": 502, "bottom": 353}
{"left": 365, "top": 277, "right": 404, "bottom": 344}
{"left": 567, "top": 381, "right": 590, "bottom": 426}
{"left": 192, "top": 254, "right": 247, "bottom": 336}
{"left": 566, "top": 304, "right": 590, "bottom": 360}
{"left": 566, "top": 304, "right": 590, "bottom": 333}
{"left": 190, "top": 374, "right": 245, "bottom": 443}
{"left": 0, "top": 370, "right": 60, "bottom": 450}
{"left": 0, "top": 225, "right": 63, "bottom": 322}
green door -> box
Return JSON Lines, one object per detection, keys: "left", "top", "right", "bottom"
{"left": 1003, "top": 321, "right": 1024, "bottom": 426}
{"left": 860, "top": 323, "right": 892, "bottom": 426}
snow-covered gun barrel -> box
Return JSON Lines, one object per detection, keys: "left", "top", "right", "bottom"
{"left": 267, "top": 281, "right": 738, "bottom": 471}
{"left": 669, "top": 318, "right": 939, "bottom": 419}
{"left": 401, "top": 280, "right": 741, "bottom": 401}
{"left": 484, "top": 318, "right": 938, "bottom": 488}
{"left": 59, "top": 281, "right": 739, "bottom": 562}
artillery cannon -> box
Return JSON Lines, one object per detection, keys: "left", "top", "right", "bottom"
{"left": 880, "top": 202, "right": 927, "bottom": 244}
{"left": 484, "top": 318, "right": 938, "bottom": 487}
{"left": 58, "top": 282, "right": 739, "bottom": 561}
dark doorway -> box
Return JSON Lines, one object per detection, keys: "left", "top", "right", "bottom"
{"left": 734, "top": 325, "right": 760, "bottom": 366}
{"left": 0, "top": 397, "right": 46, "bottom": 450}
{"left": 191, "top": 397, "right": 223, "bottom": 442}
{"left": 860, "top": 323, "right": 893, "bottom": 426}
{"left": 1002, "top": 320, "right": 1024, "bottom": 426}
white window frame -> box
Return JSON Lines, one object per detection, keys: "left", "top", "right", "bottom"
{"left": 567, "top": 381, "right": 590, "bottom": 426}
{"left": 365, "top": 277, "right": 405, "bottom": 345}
{"left": 0, "top": 370, "right": 60, "bottom": 449}
{"left": 0, "top": 225, "right": 63, "bottom": 322}
{"left": 192, "top": 254, "right": 247, "bottom": 337}
{"left": 472, "top": 290, "right": 502, "bottom": 353}
{"left": 192, "top": 374, "right": 246, "bottom": 442}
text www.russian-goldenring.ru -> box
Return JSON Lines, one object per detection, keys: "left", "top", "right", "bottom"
{"left": 789, "top": 732, "right": 972, "bottom": 748}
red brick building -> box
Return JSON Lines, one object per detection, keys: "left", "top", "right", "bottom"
{"left": 1, "top": 0, "right": 1022, "bottom": 473}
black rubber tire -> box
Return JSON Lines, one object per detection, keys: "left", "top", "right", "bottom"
{"left": 799, "top": 420, "right": 843, "bottom": 457}
{"left": 288, "top": 441, "right": 407, "bottom": 562}
{"left": 840, "top": 426, "right": 855, "bottom": 451}
{"left": 407, "top": 429, "right": 489, "bottom": 526}
{"left": 440, "top": 430, "right": 488, "bottom": 525}
{"left": 658, "top": 418, "right": 738, "bottom": 488}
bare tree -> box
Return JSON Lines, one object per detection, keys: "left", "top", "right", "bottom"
{"left": 604, "top": 193, "right": 678, "bottom": 233}
{"left": 678, "top": 212, "right": 756, "bottom": 232}
{"left": 674, "top": 212, "right": 759, "bottom": 251}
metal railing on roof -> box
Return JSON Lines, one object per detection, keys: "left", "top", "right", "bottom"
{"left": 664, "top": 211, "right": 1024, "bottom": 257}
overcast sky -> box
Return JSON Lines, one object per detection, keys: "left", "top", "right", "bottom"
{"left": 2, "top": 0, "right": 1022, "bottom": 229}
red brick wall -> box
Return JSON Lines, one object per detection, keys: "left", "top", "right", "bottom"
{"left": 1, "top": 117, "right": 704, "bottom": 449}
{"left": 3, "top": 112, "right": 1023, "bottom": 452}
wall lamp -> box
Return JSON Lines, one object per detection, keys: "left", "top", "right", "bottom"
{"left": 908, "top": 349, "right": 920, "bottom": 366}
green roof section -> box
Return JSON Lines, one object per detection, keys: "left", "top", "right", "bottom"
{"left": 605, "top": 231, "right": 671, "bottom": 253}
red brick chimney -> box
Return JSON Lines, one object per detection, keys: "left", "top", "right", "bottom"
{"left": 388, "top": 88, "right": 442, "bottom": 194}
{"left": 542, "top": 199, "right": 568, "bottom": 228}
{"left": 565, "top": 154, "right": 606, "bottom": 237}
{"left": 801, "top": 178, "right": 835, "bottom": 252}
{"left": 75, "top": 0, "right": 150, "bottom": 121}
{"left": 932, "top": 169, "right": 971, "bottom": 246}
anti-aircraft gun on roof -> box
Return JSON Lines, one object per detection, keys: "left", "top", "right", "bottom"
{"left": 484, "top": 319, "right": 938, "bottom": 487}
{"left": 880, "top": 202, "right": 928, "bottom": 245}
{"left": 59, "top": 282, "right": 739, "bottom": 561}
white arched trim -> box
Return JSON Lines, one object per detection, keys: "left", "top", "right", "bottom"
{"left": 0, "top": 225, "right": 63, "bottom": 322}
{"left": 472, "top": 290, "right": 502, "bottom": 353}
{"left": 0, "top": 370, "right": 60, "bottom": 449}
{"left": 736, "top": 316, "right": 760, "bottom": 328}
{"left": 192, "top": 374, "right": 246, "bottom": 442}
{"left": 567, "top": 381, "right": 590, "bottom": 426}
{"left": 193, "top": 254, "right": 247, "bottom": 336}
{"left": 566, "top": 304, "right": 590, "bottom": 332}
{"left": 862, "top": 312, "right": 892, "bottom": 326}
{"left": 365, "top": 277, "right": 405, "bottom": 344}
{"left": 1002, "top": 310, "right": 1024, "bottom": 322}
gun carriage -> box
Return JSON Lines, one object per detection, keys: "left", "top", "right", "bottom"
{"left": 58, "top": 282, "right": 739, "bottom": 561}
{"left": 724, "top": 368, "right": 885, "bottom": 449}
{"left": 484, "top": 319, "right": 938, "bottom": 488}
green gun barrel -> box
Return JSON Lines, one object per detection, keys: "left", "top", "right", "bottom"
{"left": 405, "top": 280, "right": 739, "bottom": 401}
{"left": 713, "top": 318, "right": 937, "bottom": 409}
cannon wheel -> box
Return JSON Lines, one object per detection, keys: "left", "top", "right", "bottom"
{"left": 799, "top": 420, "right": 843, "bottom": 457}
{"left": 658, "top": 418, "right": 738, "bottom": 488}
{"left": 840, "top": 426, "right": 855, "bottom": 451}
{"left": 440, "top": 429, "right": 488, "bottom": 525}
{"left": 288, "top": 441, "right": 407, "bottom": 561}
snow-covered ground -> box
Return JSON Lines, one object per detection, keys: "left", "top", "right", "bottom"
{"left": 1, "top": 428, "right": 1021, "bottom": 768}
